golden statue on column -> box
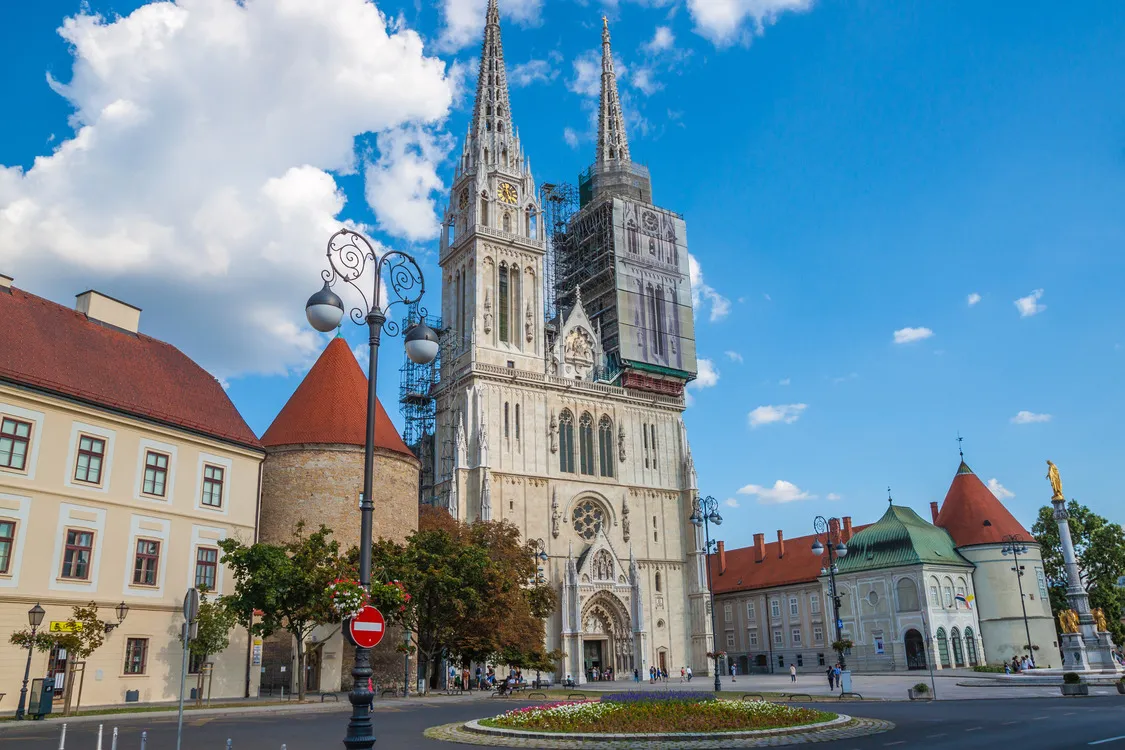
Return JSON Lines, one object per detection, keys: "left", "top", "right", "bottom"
{"left": 1046, "top": 460, "right": 1065, "bottom": 501}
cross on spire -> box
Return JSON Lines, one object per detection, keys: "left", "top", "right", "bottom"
{"left": 957, "top": 431, "right": 964, "bottom": 460}
{"left": 596, "top": 17, "right": 630, "bottom": 164}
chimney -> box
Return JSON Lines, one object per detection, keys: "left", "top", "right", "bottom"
{"left": 0, "top": 273, "right": 12, "bottom": 291}
{"left": 776, "top": 529, "right": 785, "bottom": 559}
{"left": 843, "top": 516, "right": 853, "bottom": 543}
{"left": 718, "top": 541, "right": 726, "bottom": 575}
{"left": 930, "top": 501, "right": 940, "bottom": 524}
{"left": 754, "top": 533, "right": 765, "bottom": 563}
{"left": 75, "top": 290, "right": 141, "bottom": 334}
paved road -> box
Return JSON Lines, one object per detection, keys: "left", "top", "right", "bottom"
{"left": 2, "top": 696, "right": 1122, "bottom": 749}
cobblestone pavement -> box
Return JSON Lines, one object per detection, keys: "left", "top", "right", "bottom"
{"left": 423, "top": 716, "right": 895, "bottom": 748}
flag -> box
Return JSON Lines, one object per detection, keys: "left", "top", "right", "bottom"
{"left": 956, "top": 594, "right": 974, "bottom": 610}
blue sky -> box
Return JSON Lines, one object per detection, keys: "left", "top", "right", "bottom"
{"left": 1, "top": 0, "right": 1123, "bottom": 549}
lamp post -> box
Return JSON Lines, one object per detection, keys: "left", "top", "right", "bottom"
{"left": 529, "top": 539, "right": 548, "bottom": 688}
{"left": 305, "top": 229, "right": 437, "bottom": 750}
{"left": 104, "top": 601, "right": 130, "bottom": 634}
{"left": 1001, "top": 534, "right": 1036, "bottom": 664}
{"left": 811, "top": 516, "right": 848, "bottom": 672}
{"left": 15, "top": 603, "right": 46, "bottom": 720}
{"left": 689, "top": 494, "right": 723, "bottom": 693}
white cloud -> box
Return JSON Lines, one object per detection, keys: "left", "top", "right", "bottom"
{"left": 893, "top": 327, "right": 934, "bottom": 344}
{"left": 826, "top": 492, "right": 841, "bottom": 501}
{"left": 0, "top": 0, "right": 453, "bottom": 379}
{"left": 724, "top": 497, "right": 740, "bottom": 508}
{"left": 724, "top": 350, "right": 743, "bottom": 363}
{"left": 778, "top": 378, "right": 791, "bottom": 386}
{"left": 1011, "top": 410, "right": 1051, "bottom": 424}
{"left": 563, "top": 127, "right": 580, "bottom": 149}
{"left": 688, "top": 358, "right": 719, "bottom": 390}
{"left": 644, "top": 26, "right": 677, "bottom": 54}
{"left": 631, "top": 66, "right": 663, "bottom": 96}
{"left": 689, "top": 254, "right": 731, "bottom": 322}
{"left": 737, "top": 480, "right": 815, "bottom": 505}
{"left": 364, "top": 127, "right": 450, "bottom": 241}
{"left": 987, "top": 479, "right": 1014, "bottom": 500}
{"left": 509, "top": 58, "right": 557, "bottom": 87}
{"left": 568, "top": 50, "right": 603, "bottom": 97}
{"left": 967, "top": 292, "right": 981, "bottom": 306}
{"left": 686, "top": 0, "right": 815, "bottom": 46}
{"left": 748, "top": 403, "right": 807, "bottom": 427}
{"left": 436, "top": 0, "right": 543, "bottom": 53}
{"left": 1015, "top": 288, "right": 1046, "bottom": 317}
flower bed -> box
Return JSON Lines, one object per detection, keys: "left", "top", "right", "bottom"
{"left": 600, "top": 690, "right": 714, "bottom": 704}
{"left": 481, "top": 699, "right": 835, "bottom": 734}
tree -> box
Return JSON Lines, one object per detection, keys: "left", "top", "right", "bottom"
{"left": 178, "top": 592, "right": 238, "bottom": 670}
{"left": 1033, "top": 501, "right": 1125, "bottom": 645}
{"left": 219, "top": 523, "right": 347, "bottom": 701}
{"left": 9, "top": 602, "right": 107, "bottom": 713}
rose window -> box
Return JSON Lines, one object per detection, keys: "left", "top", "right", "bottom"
{"left": 572, "top": 501, "right": 605, "bottom": 540}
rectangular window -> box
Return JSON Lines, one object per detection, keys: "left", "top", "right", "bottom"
{"left": 132, "top": 539, "right": 160, "bottom": 586}
{"left": 726, "top": 632, "right": 735, "bottom": 648}
{"left": 748, "top": 629, "right": 758, "bottom": 646}
{"left": 142, "top": 451, "right": 169, "bottom": 497}
{"left": 778, "top": 655, "right": 784, "bottom": 667}
{"left": 0, "top": 520, "right": 15, "bottom": 574}
{"left": 746, "top": 602, "right": 755, "bottom": 622}
{"left": 955, "top": 586, "right": 966, "bottom": 609}
{"left": 124, "top": 638, "right": 149, "bottom": 675}
{"left": 818, "top": 653, "right": 826, "bottom": 666}
{"left": 0, "top": 417, "right": 32, "bottom": 471}
{"left": 770, "top": 599, "right": 781, "bottom": 619}
{"left": 930, "top": 585, "right": 939, "bottom": 606}
{"left": 723, "top": 603, "right": 732, "bottom": 623}
{"left": 813, "top": 625, "right": 824, "bottom": 643}
{"left": 797, "top": 653, "right": 804, "bottom": 667}
{"left": 943, "top": 586, "right": 953, "bottom": 608}
{"left": 810, "top": 593, "right": 820, "bottom": 614}
{"left": 792, "top": 627, "right": 802, "bottom": 645}
{"left": 515, "top": 404, "right": 521, "bottom": 441}
{"left": 195, "top": 547, "right": 219, "bottom": 591}
{"left": 773, "top": 629, "right": 783, "bottom": 646}
{"left": 74, "top": 435, "right": 106, "bottom": 484}
{"left": 188, "top": 651, "right": 207, "bottom": 675}
{"left": 789, "top": 597, "right": 799, "bottom": 616}
{"left": 61, "top": 529, "right": 94, "bottom": 579}
{"left": 1036, "top": 568, "right": 1048, "bottom": 598}
{"left": 201, "top": 465, "right": 225, "bottom": 507}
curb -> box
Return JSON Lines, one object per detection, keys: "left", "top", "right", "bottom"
{"left": 463, "top": 713, "right": 851, "bottom": 741}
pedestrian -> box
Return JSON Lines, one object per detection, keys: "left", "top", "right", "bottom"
{"left": 826, "top": 665, "right": 834, "bottom": 689}
{"left": 634, "top": 667, "right": 640, "bottom": 683}
{"left": 833, "top": 664, "right": 842, "bottom": 690}
{"left": 790, "top": 664, "right": 797, "bottom": 683}
{"left": 680, "top": 667, "right": 686, "bottom": 682}
{"left": 730, "top": 663, "right": 737, "bottom": 683}
{"left": 649, "top": 666, "right": 655, "bottom": 683}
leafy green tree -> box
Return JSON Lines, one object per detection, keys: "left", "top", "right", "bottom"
{"left": 178, "top": 592, "right": 238, "bottom": 669}
{"left": 1033, "top": 501, "right": 1125, "bottom": 645}
{"left": 219, "top": 523, "right": 346, "bottom": 701}
{"left": 9, "top": 602, "right": 107, "bottom": 713}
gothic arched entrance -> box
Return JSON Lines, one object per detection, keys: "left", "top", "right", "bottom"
{"left": 581, "top": 591, "right": 633, "bottom": 681}
{"left": 904, "top": 629, "right": 927, "bottom": 670}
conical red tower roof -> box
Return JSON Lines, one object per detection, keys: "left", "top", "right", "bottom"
{"left": 935, "top": 460, "right": 1031, "bottom": 546}
{"left": 261, "top": 337, "right": 413, "bottom": 457}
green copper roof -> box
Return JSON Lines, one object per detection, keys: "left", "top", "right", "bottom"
{"left": 834, "top": 504, "right": 970, "bottom": 574}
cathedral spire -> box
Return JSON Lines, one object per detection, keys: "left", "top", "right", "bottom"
{"left": 597, "top": 17, "right": 630, "bottom": 164}
{"left": 470, "top": 0, "right": 514, "bottom": 148}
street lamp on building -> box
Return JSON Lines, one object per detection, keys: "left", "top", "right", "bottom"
{"left": 1001, "top": 534, "right": 1036, "bottom": 664}
{"left": 103, "top": 601, "right": 130, "bottom": 633}
{"left": 305, "top": 228, "right": 437, "bottom": 750}
{"left": 15, "top": 603, "right": 46, "bottom": 720}
{"left": 811, "top": 516, "right": 848, "bottom": 672}
{"left": 690, "top": 494, "right": 723, "bottom": 693}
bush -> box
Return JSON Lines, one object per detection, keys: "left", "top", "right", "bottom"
{"left": 912, "top": 683, "right": 930, "bottom": 694}
{"left": 972, "top": 665, "right": 1005, "bottom": 673}
{"left": 1063, "top": 672, "right": 1082, "bottom": 685}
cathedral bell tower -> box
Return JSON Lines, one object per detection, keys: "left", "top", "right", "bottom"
{"left": 440, "top": 0, "right": 545, "bottom": 373}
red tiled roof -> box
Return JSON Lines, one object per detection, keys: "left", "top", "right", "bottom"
{"left": 0, "top": 287, "right": 260, "bottom": 449}
{"left": 260, "top": 337, "right": 414, "bottom": 457}
{"left": 935, "top": 460, "right": 1031, "bottom": 546}
{"left": 709, "top": 526, "right": 870, "bottom": 595}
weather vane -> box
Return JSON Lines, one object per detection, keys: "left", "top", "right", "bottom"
{"left": 957, "top": 431, "right": 964, "bottom": 459}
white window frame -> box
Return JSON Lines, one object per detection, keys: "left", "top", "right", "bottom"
{"left": 726, "top": 631, "right": 735, "bottom": 648}
{"left": 122, "top": 515, "right": 170, "bottom": 598}
{"left": 1036, "top": 568, "right": 1048, "bottom": 598}
{"left": 49, "top": 503, "right": 107, "bottom": 593}
{"left": 723, "top": 603, "right": 732, "bottom": 623}
{"left": 0, "top": 402, "right": 46, "bottom": 479}
{"left": 813, "top": 625, "right": 824, "bottom": 643}
{"left": 0, "top": 493, "right": 31, "bottom": 587}
{"left": 748, "top": 629, "right": 758, "bottom": 646}
{"left": 791, "top": 627, "right": 802, "bottom": 645}
{"left": 789, "top": 596, "right": 799, "bottom": 616}
{"left": 770, "top": 599, "right": 781, "bottom": 619}
{"left": 187, "top": 525, "right": 228, "bottom": 595}
{"left": 64, "top": 422, "right": 116, "bottom": 494}
{"left": 810, "top": 593, "right": 820, "bottom": 614}
{"left": 773, "top": 629, "right": 784, "bottom": 646}
{"left": 194, "top": 453, "right": 232, "bottom": 515}
{"left": 133, "top": 438, "right": 178, "bottom": 504}
{"left": 746, "top": 602, "right": 756, "bottom": 622}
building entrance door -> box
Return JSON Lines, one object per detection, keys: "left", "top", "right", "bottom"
{"left": 904, "top": 629, "right": 927, "bottom": 670}
{"left": 583, "top": 640, "right": 604, "bottom": 681}
{"left": 657, "top": 650, "right": 667, "bottom": 676}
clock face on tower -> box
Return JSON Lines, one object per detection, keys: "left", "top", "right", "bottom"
{"left": 498, "top": 183, "right": 518, "bottom": 205}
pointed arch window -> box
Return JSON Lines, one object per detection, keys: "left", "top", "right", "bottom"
{"left": 964, "top": 627, "right": 979, "bottom": 666}
{"left": 515, "top": 404, "right": 521, "bottom": 441}
{"left": 950, "top": 626, "right": 964, "bottom": 666}
{"left": 655, "top": 571, "right": 662, "bottom": 592}
{"left": 655, "top": 286, "right": 667, "bottom": 356}
{"left": 935, "top": 628, "right": 950, "bottom": 668}
{"left": 503, "top": 212, "right": 511, "bottom": 233}
{"left": 598, "top": 416, "right": 614, "bottom": 478}
{"left": 559, "top": 410, "right": 575, "bottom": 473}
{"left": 480, "top": 195, "right": 489, "bottom": 226}
{"left": 508, "top": 265, "right": 521, "bottom": 349}
{"left": 504, "top": 402, "right": 510, "bottom": 439}
{"left": 498, "top": 262, "right": 509, "bottom": 342}
{"left": 578, "top": 412, "right": 595, "bottom": 475}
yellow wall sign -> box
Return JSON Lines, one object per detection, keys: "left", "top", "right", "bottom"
{"left": 49, "top": 621, "right": 82, "bottom": 633}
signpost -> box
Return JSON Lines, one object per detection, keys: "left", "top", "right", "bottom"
{"left": 177, "top": 588, "right": 200, "bottom": 750}
{"left": 347, "top": 606, "right": 386, "bottom": 650}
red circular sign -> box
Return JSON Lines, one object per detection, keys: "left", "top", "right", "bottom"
{"left": 347, "top": 605, "right": 386, "bottom": 649}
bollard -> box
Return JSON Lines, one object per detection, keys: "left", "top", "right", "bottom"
{"left": 111, "top": 727, "right": 119, "bottom": 750}
{"left": 57, "top": 723, "right": 67, "bottom": 750}
{"left": 96, "top": 724, "right": 103, "bottom": 750}
{"left": 140, "top": 730, "right": 147, "bottom": 750}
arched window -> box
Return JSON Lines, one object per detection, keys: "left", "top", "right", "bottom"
{"left": 598, "top": 416, "right": 614, "bottom": 478}
{"left": 655, "top": 571, "right": 662, "bottom": 592}
{"left": 578, "top": 412, "right": 595, "bottom": 475}
{"left": 515, "top": 404, "right": 521, "bottom": 441}
{"left": 480, "top": 195, "right": 489, "bottom": 225}
{"left": 509, "top": 265, "right": 521, "bottom": 349}
{"left": 950, "top": 627, "right": 964, "bottom": 666}
{"left": 964, "top": 627, "right": 979, "bottom": 666}
{"left": 503, "top": 402, "right": 509, "bottom": 438}
{"left": 942, "top": 577, "right": 954, "bottom": 608}
{"left": 498, "top": 262, "right": 509, "bottom": 342}
{"left": 571, "top": 498, "right": 605, "bottom": 540}
{"left": 895, "top": 578, "right": 920, "bottom": 612}
{"left": 935, "top": 628, "right": 950, "bottom": 668}
{"left": 559, "top": 410, "right": 575, "bottom": 473}
{"left": 655, "top": 286, "right": 666, "bottom": 356}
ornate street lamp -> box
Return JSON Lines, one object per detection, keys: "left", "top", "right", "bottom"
{"left": 104, "top": 601, "right": 130, "bottom": 633}
{"left": 691, "top": 495, "right": 724, "bottom": 693}
{"left": 306, "top": 228, "right": 436, "bottom": 749}
{"left": 812, "top": 516, "right": 848, "bottom": 674}
{"left": 1001, "top": 534, "right": 1036, "bottom": 663}
{"left": 15, "top": 603, "right": 46, "bottom": 720}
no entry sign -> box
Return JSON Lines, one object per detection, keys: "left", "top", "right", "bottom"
{"left": 347, "top": 605, "right": 386, "bottom": 649}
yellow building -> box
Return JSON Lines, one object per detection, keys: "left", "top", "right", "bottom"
{"left": 0, "top": 275, "right": 265, "bottom": 709}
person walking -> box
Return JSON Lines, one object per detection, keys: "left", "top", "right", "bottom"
{"left": 833, "top": 664, "right": 842, "bottom": 691}
{"left": 634, "top": 667, "right": 640, "bottom": 683}
{"left": 789, "top": 664, "right": 797, "bottom": 683}
{"left": 826, "top": 665, "right": 835, "bottom": 690}
{"left": 680, "top": 667, "right": 686, "bottom": 683}
{"left": 686, "top": 665, "right": 693, "bottom": 682}
{"left": 730, "top": 663, "right": 737, "bottom": 683}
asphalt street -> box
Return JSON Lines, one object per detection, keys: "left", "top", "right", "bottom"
{"left": 1, "top": 696, "right": 1122, "bottom": 749}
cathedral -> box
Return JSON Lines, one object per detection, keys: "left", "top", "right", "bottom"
{"left": 430, "top": 2, "right": 712, "bottom": 682}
